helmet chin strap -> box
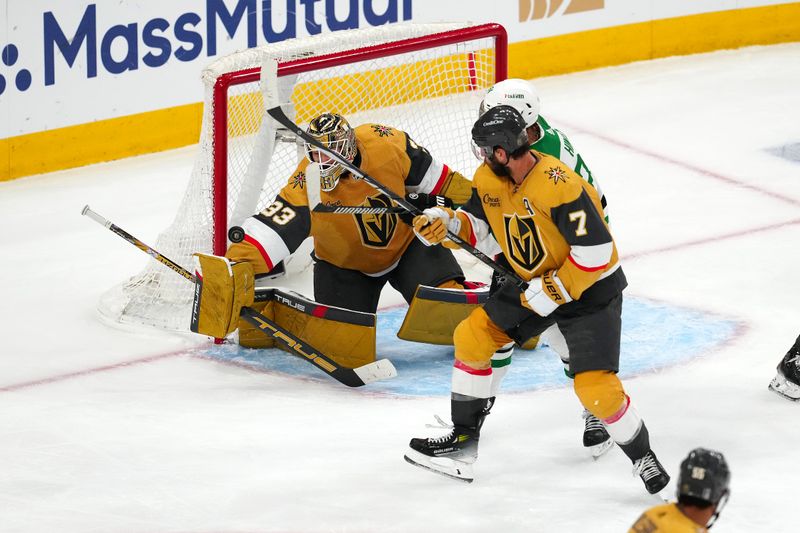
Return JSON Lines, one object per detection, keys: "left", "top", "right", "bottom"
{"left": 707, "top": 491, "right": 730, "bottom": 529}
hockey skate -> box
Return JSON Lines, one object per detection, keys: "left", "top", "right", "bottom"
{"left": 768, "top": 346, "right": 800, "bottom": 402}
{"left": 404, "top": 425, "right": 479, "bottom": 483}
{"left": 582, "top": 409, "right": 613, "bottom": 459}
{"left": 633, "top": 450, "right": 671, "bottom": 495}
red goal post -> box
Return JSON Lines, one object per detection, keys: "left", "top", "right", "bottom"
{"left": 99, "top": 22, "right": 508, "bottom": 331}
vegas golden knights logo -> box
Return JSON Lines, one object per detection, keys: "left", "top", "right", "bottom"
{"left": 519, "top": 0, "right": 604, "bottom": 21}
{"left": 355, "top": 193, "right": 397, "bottom": 248}
{"left": 504, "top": 213, "right": 546, "bottom": 272}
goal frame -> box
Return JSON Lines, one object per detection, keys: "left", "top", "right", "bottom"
{"left": 209, "top": 22, "right": 508, "bottom": 255}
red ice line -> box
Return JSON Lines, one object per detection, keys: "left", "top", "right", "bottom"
{"left": 3, "top": 132, "right": 798, "bottom": 393}
{"left": 559, "top": 121, "right": 800, "bottom": 208}
{"left": 0, "top": 351, "right": 185, "bottom": 393}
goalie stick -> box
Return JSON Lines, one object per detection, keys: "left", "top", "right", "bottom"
{"left": 264, "top": 105, "right": 529, "bottom": 290}
{"left": 81, "top": 205, "right": 397, "bottom": 388}
{"left": 312, "top": 204, "right": 409, "bottom": 214}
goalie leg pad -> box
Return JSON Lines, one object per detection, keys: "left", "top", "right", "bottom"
{"left": 239, "top": 288, "right": 377, "bottom": 369}
{"left": 237, "top": 298, "right": 275, "bottom": 348}
{"left": 191, "top": 254, "right": 254, "bottom": 338}
{"left": 397, "top": 283, "right": 488, "bottom": 345}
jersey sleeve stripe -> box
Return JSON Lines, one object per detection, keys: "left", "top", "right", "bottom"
{"left": 241, "top": 217, "right": 291, "bottom": 271}
{"left": 406, "top": 158, "right": 446, "bottom": 195}
{"left": 568, "top": 242, "right": 613, "bottom": 271}
{"left": 429, "top": 164, "right": 450, "bottom": 195}
{"left": 243, "top": 234, "right": 274, "bottom": 272}
{"left": 568, "top": 253, "right": 608, "bottom": 272}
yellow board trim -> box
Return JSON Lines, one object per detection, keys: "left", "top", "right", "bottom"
{"left": 2, "top": 3, "right": 799, "bottom": 182}
{"left": 508, "top": 3, "right": 800, "bottom": 79}
{"left": 1, "top": 102, "right": 203, "bottom": 181}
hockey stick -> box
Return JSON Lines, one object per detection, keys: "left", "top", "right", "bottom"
{"left": 265, "top": 105, "right": 529, "bottom": 290}
{"left": 312, "top": 205, "right": 409, "bottom": 215}
{"left": 81, "top": 205, "right": 397, "bottom": 387}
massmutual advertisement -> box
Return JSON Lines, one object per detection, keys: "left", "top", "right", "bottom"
{"left": 0, "top": 0, "right": 797, "bottom": 178}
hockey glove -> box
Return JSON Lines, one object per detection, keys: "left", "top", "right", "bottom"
{"left": 412, "top": 207, "right": 458, "bottom": 246}
{"left": 191, "top": 253, "right": 255, "bottom": 338}
{"left": 400, "top": 193, "right": 454, "bottom": 225}
{"left": 520, "top": 271, "right": 573, "bottom": 317}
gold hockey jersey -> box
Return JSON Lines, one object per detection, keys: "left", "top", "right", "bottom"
{"left": 452, "top": 150, "right": 619, "bottom": 301}
{"left": 629, "top": 503, "right": 708, "bottom": 533}
{"left": 227, "top": 123, "right": 467, "bottom": 275}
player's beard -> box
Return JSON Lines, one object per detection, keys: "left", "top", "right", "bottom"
{"left": 486, "top": 158, "right": 511, "bottom": 178}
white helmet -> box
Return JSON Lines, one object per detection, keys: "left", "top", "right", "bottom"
{"left": 479, "top": 78, "right": 540, "bottom": 129}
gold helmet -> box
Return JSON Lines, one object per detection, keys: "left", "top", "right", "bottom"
{"left": 305, "top": 113, "right": 357, "bottom": 191}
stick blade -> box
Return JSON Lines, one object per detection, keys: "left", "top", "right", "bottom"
{"left": 352, "top": 358, "right": 397, "bottom": 385}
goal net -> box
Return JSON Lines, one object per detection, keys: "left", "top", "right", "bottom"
{"left": 98, "top": 22, "right": 508, "bottom": 331}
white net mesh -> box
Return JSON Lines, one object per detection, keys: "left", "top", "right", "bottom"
{"left": 98, "top": 22, "right": 504, "bottom": 331}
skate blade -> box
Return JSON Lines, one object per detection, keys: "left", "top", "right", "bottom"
{"left": 589, "top": 438, "right": 614, "bottom": 460}
{"left": 768, "top": 378, "right": 800, "bottom": 402}
{"left": 404, "top": 450, "right": 474, "bottom": 483}
{"left": 650, "top": 479, "right": 674, "bottom": 503}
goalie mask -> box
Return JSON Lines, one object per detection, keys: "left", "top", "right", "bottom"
{"left": 305, "top": 113, "right": 357, "bottom": 192}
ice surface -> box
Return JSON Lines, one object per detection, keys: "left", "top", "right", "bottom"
{"left": 1, "top": 43, "right": 799, "bottom": 533}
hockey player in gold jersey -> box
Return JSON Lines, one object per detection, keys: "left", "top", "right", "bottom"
{"left": 403, "top": 105, "right": 670, "bottom": 494}
{"left": 479, "top": 78, "right": 613, "bottom": 457}
{"left": 630, "top": 448, "right": 730, "bottom": 532}
{"left": 190, "top": 112, "right": 471, "bottom": 342}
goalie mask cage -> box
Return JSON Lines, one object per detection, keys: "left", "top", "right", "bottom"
{"left": 98, "top": 22, "right": 508, "bottom": 331}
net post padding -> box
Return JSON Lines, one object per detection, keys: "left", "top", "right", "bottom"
{"left": 98, "top": 22, "right": 508, "bottom": 331}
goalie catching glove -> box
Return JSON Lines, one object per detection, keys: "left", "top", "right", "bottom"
{"left": 190, "top": 253, "right": 255, "bottom": 338}
{"left": 412, "top": 207, "right": 461, "bottom": 247}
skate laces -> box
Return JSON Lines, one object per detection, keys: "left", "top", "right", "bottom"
{"left": 428, "top": 429, "right": 457, "bottom": 445}
{"left": 423, "top": 415, "right": 456, "bottom": 444}
{"left": 425, "top": 414, "right": 453, "bottom": 430}
{"left": 582, "top": 410, "right": 605, "bottom": 431}
{"left": 634, "top": 453, "right": 663, "bottom": 482}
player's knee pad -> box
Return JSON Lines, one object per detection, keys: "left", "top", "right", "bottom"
{"left": 454, "top": 307, "right": 513, "bottom": 368}
{"left": 573, "top": 370, "right": 627, "bottom": 420}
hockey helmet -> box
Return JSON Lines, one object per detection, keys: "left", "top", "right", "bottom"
{"left": 471, "top": 105, "right": 529, "bottom": 161}
{"left": 479, "top": 78, "right": 541, "bottom": 129}
{"left": 305, "top": 113, "right": 357, "bottom": 191}
{"left": 678, "top": 448, "right": 730, "bottom": 506}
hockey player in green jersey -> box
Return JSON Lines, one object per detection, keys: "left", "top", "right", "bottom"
{"left": 477, "top": 79, "right": 613, "bottom": 458}
{"left": 479, "top": 78, "right": 608, "bottom": 221}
